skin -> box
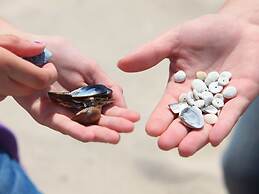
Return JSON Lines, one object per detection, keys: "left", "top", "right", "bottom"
{"left": 118, "top": 9, "right": 259, "bottom": 156}
{"left": 0, "top": 35, "right": 57, "bottom": 100}
{"left": 0, "top": 27, "right": 140, "bottom": 144}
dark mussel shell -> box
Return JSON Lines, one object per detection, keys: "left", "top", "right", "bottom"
{"left": 70, "top": 84, "right": 112, "bottom": 98}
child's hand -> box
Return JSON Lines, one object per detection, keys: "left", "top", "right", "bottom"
{"left": 15, "top": 37, "right": 140, "bottom": 144}
{"left": 118, "top": 14, "right": 259, "bottom": 156}
{"left": 0, "top": 35, "right": 57, "bottom": 100}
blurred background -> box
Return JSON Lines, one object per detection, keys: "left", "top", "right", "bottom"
{"left": 0, "top": 0, "right": 228, "bottom": 193}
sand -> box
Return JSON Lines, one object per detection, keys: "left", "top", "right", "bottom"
{"left": 0, "top": 0, "right": 229, "bottom": 193}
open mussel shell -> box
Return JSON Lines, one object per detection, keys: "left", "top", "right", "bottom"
{"left": 70, "top": 84, "right": 112, "bottom": 98}
{"left": 179, "top": 106, "right": 204, "bottom": 129}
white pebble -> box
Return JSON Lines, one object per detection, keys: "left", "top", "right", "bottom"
{"left": 200, "top": 91, "right": 214, "bottom": 106}
{"left": 212, "top": 98, "right": 224, "bottom": 108}
{"left": 220, "top": 71, "right": 232, "bottom": 79}
{"left": 218, "top": 76, "right": 230, "bottom": 86}
{"left": 202, "top": 105, "right": 218, "bottom": 114}
{"left": 191, "top": 79, "right": 207, "bottom": 93}
{"left": 194, "top": 99, "right": 205, "bottom": 108}
{"left": 205, "top": 71, "right": 219, "bottom": 86}
{"left": 204, "top": 114, "right": 218, "bottom": 125}
{"left": 196, "top": 71, "right": 207, "bottom": 80}
{"left": 169, "top": 102, "right": 189, "bottom": 114}
{"left": 174, "top": 70, "right": 186, "bottom": 83}
{"left": 209, "top": 82, "right": 223, "bottom": 94}
{"left": 223, "top": 86, "right": 237, "bottom": 99}
{"left": 186, "top": 91, "right": 195, "bottom": 106}
{"left": 214, "top": 93, "right": 224, "bottom": 101}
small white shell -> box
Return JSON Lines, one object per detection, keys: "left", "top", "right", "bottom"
{"left": 179, "top": 106, "right": 204, "bottom": 129}
{"left": 191, "top": 79, "right": 207, "bottom": 93}
{"left": 220, "top": 71, "right": 232, "bottom": 79}
{"left": 212, "top": 98, "right": 224, "bottom": 108}
{"left": 204, "top": 114, "right": 218, "bottom": 125}
{"left": 200, "top": 91, "right": 214, "bottom": 106}
{"left": 214, "top": 93, "right": 224, "bottom": 101}
{"left": 218, "top": 76, "right": 230, "bottom": 86}
{"left": 205, "top": 71, "right": 219, "bottom": 86}
{"left": 186, "top": 91, "right": 195, "bottom": 106}
{"left": 193, "top": 89, "right": 200, "bottom": 100}
{"left": 169, "top": 102, "right": 189, "bottom": 114}
{"left": 178, "top": 93, "right": 187, "bottom": 103}
{"left": 194, "top": 99, "right": 205, "bottom": 108}
{"left": 196, "top": 71, "right": 207, "bottom": 80}
{"left": 209, "top": 82, "right": 223, "bottom": 94}
{"left": 174, "top": 70, "right": 186, "bottom": 83}
{"left": 202, "top": 105, "right": 218, "bottom": 114}
{"left": 223, "top": 86, "right": 237, "bottom": 99}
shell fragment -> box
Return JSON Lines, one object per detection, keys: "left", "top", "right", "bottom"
{"left": 179, "top": 106, "right": 204, "bottom": 129}
{"left": 204, "top": 114, "right": 218, "bottom": 125}
{"left": 223, "top": 86, "right": 237, "bottom": 99}
{"left": 169, "top": 102, "right": 189, "bottom": 114}
{"left": 174, "top": 70, "right": 186, "bottom": 83}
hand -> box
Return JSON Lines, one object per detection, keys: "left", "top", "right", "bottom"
{"left": 16, "top": 37, "right": 140, "bottom": 144}
{"left": 118, "top": 14, "right": 259, "bottom": 156}
{"left": 0, "top": 35, "right": 57, "bottom": 101}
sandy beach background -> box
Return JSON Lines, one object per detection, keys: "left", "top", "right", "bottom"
{"left": 0, "top": 0, "right": 230, "bottom": 193}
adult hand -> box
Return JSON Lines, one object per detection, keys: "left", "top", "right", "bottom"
{"left": 0, "top": 35, "right": 57, "bottom": 101}
{"left": 15, "top": 37, "right": 140, "bottom": 144}
{"left": 118, "top": 14, "right": 259, "bottom": 156}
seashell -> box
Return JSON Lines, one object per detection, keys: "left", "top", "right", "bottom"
{"left": 214, "top": 93, "right": 224, "bottom": 101}
{"left": 191, "top": 79, "right": 207, "bottom": 93}
{"left": 196, "top": 71, "right": 207, "bottom": 80}
{"left": 193, "top": 89, "right": 200, "bottom": 100}
{"left": 223, "top": 86, "right": 237, "bottom": 99}
{"left": 174, "top": 70, "right": 186, "bottom": 83}
{"left": 202, "top": 105, "right": 218, "bottom": 114}
{"left": 169, "top": 102, "right": 189, "bottom": 114}
{"left": 218, "top": 76, "right": 230, "bottom": 86}
{"left": 217, "top": 109, "right": 221, "bottom": 117}
{"left": 200, "top": 91, "right": 214, "bottom": 106}
{"left": 212, "top": 98, "right": 224, "bottom": 108}
{"left": 186, "top": 91, "right": 195, "bottom": 106}
{"left": 179, "top": 93, "right": 187, "bottom": 103}
{"left": 179, "top": 106, "right": 204, "bottom": 129}
{"left": 209, "top": 82, "right": 223, "bottom": 94}
{"left": 194, "top": 99, "right": 205, "bottom": 108}
{"left": 220, "top": 71, "right": 232, "bottom": 79}
{"left": 24, "top": 48, "right": 53, "bottom": 67}
{"left": 204, "top": 114, "right": 218, "bottom": 125}
{"left": 205, "top": 71, "right": 219, "bottom": 86}
{"left": 70, "top": 84, "right": 112, "bottom": 98}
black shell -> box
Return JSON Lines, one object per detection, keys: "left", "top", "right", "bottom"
{"left": 70, "top": 84, "right": 112, "bottom": 98}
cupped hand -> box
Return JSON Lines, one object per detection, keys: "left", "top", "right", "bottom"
{"left": 15, "top": 37, "right": 140, "bottom": 144}
{"left": 0, "top": 35, "right": 57, "bottom": 101}
{"left": 118, "top": 14, "right": 259, "bottom": 156}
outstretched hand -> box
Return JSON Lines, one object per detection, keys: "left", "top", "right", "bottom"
{"left": 15, "top": 37, "right": 140, "bottom": 144}
{"left": 118, "top": 14, "right": 259, "bottom": 156}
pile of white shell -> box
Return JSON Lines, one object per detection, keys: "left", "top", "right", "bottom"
{"left": 169, "top": 70, "right": 237, "bottom": 129}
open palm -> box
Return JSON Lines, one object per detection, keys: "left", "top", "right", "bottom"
{"left": 15, "top": 38, "right": 140, "bottom": 144}
{"left": 118, "top": 14, "right": 259, "bottom": 156}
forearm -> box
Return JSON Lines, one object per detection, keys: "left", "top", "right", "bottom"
{"left": 219, "top": 0, "right": 259, "bottom": 25}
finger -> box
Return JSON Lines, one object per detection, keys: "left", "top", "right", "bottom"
{"left": 158, "top": 118, "right": 188, "bottom": 151}
{"left": 0, "top": 34, "right": 45, "bottom": 57}
{"left": 118, "top": 29, "right": 180, "bottom": 72}
{"left": 178, "top": 124, "right": 211, "bottom": 157}
{"left": 103, "top": 106, "right": 140, "bottom": 122}
{"left": 98, "top": 115, "right": 135, "bottom": 133}
{"left": 146, "top": 92, "right": 176, "bottom": 137}
{"left": 209, "top": 96, "right": 249, "bottom": 146}
{"left": 47, "top": 114, "right": 120, "bottom": 144}
{"left": 1, "top": 48, "right": 57, "bottom": 89}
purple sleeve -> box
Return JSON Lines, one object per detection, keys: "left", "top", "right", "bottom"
{"left": 0, "top": 123, "right": 19, "bottom": 162}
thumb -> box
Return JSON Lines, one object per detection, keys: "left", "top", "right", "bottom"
{"left": 0, "top": 34, "right": 45, "bottom": 57}
{"left": 117, "top": 29, "right": 180, "bottom": 72}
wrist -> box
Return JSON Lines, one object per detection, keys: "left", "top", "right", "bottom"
{"left": 219, "top": 0, "right": 259, "bottom": 25}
